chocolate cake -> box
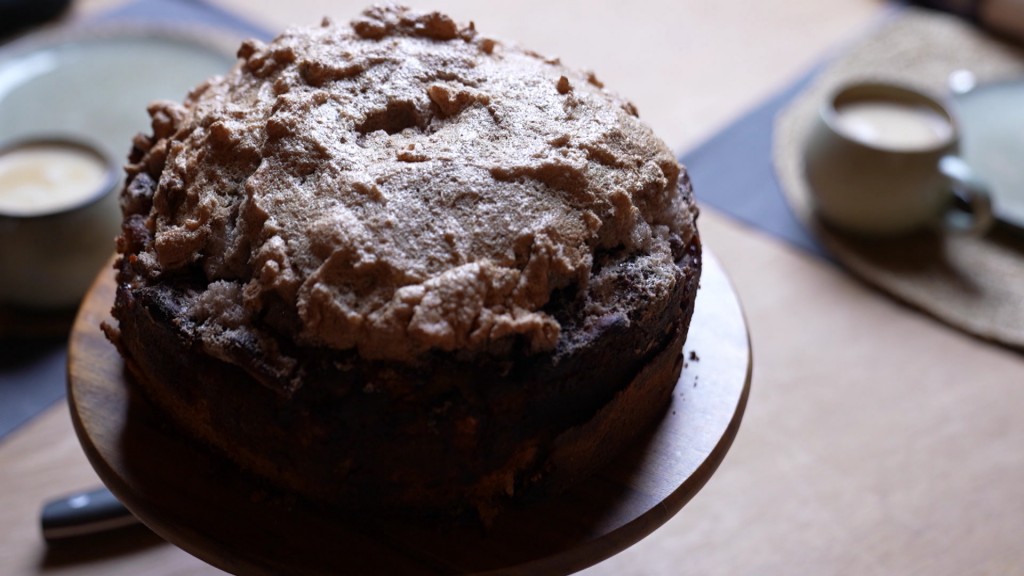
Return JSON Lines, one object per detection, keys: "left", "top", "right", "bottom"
{"left": 106, "top": 5, "right": 701, "bottom": 520}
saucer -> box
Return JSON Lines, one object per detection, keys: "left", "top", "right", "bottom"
{"left": 953, "top": 79, "right": 1024, "bottom": 230}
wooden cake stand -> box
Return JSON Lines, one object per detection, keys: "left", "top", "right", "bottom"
{"left": 67, "top": 250, "right": 751, "bottom": 575}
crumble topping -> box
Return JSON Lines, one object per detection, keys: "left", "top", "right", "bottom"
{"left": 119, "top": 5, "right": 697, "bottom": 364}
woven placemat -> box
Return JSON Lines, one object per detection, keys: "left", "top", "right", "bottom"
{"left": 774, "top": 7, "right": 1024, "bottom": 350}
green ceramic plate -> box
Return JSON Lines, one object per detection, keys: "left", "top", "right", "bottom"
{"left": 0, "top": 24, "right": 238, "bottom": 166}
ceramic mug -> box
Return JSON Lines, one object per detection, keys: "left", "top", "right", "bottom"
{"left": 0, "top": 137, "right": 121, "bottom": 310}
{"left": 803, "top": 81, "right": 993, "bottom": 237}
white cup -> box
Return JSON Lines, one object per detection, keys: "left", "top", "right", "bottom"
{"left": 803, "top": 81, "right": 993, "bottom": 237}
{"left": 0, "top": 137, "right": 120, "bottom": 310}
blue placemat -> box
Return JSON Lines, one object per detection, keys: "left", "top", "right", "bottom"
{"left": 0, "top": 0, "right": 270, "bottom": 443}
{"left": 680, "top": 69, "right": 827, "bottom": 258}
{"left": 92, "top": 0, "right": 269, "bottom": 39}
{"left": 0, "top": 339, "right": 69, "bottom": 441}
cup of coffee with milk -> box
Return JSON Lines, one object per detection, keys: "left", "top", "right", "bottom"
{"left": 804, "top": 81, "right": 993, "bottom": 237}
{"left": 0, "top": 138, "right": 120, "bottom": 310}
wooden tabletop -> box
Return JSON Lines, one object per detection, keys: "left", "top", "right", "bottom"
{"left": 5, "top": 1, "right": 1024, "bottom": 575}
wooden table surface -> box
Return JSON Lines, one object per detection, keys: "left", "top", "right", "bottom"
{"left": 5, "top": 1, "right": 1024, "bottom": 575}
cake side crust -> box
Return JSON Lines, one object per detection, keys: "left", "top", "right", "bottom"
{"left": 111, "top": 241, "right": 699, "bottom": 518}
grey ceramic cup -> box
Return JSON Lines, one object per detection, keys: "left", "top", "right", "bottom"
{"left": 0, "top": 137, "right": 120, "bottom": 309}
{"left": 804, "top": 81, "right": 993, "bottom": 237}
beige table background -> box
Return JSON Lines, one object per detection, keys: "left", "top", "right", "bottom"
{"left": 5, "top": 1, "right": 1024, "bottom": 574}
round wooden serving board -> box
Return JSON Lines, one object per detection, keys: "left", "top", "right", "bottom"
{"left": 68, "top": 251, "right": 751, "bottom": 576}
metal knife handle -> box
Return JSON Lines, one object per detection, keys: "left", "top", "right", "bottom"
{"left": 40, "top": 487, "right": 138, "bottom": 541}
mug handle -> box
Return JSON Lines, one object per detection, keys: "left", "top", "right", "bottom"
{"left": 938, "top": 155, "right": 994, "bottom": 235}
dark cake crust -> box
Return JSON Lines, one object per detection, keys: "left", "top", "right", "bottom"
{"left": 112, "top": 226, "right": 699, "bottom": 518}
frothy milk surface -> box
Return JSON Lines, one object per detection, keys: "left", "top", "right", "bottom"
{"left": 0, "top": 144, "right": 109, "bottom": 216}
{"left": 835, "top": 100, "right": 953, "bottom": 151}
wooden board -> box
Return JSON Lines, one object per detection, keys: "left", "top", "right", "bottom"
{"left": 67, "top": 250, "right": 751, "bottom": 576}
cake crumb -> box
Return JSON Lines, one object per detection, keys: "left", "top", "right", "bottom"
{"left": 556, "top": 75, "right": 572, "bottom": 94}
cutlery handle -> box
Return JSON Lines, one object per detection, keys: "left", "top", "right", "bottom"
{"left": 40, "top": 487, "right": 138, "bottom": 541}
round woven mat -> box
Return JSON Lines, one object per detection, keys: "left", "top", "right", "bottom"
{"left": 774, "top": 7, "right": 1024, "bottom": 350}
